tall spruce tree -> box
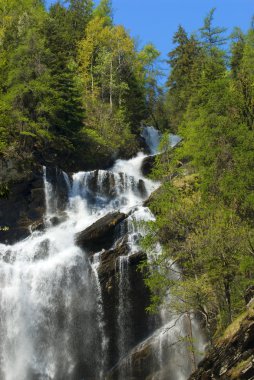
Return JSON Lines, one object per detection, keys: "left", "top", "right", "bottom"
{"left": 199, "top": 8, "right": 227, "bottom": 53}
{"left": 165, "top": 26, "right": 200, "bottom": 131}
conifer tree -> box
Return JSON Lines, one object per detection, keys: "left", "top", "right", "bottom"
{"left": 199, "top": 8, "right": 227, "bottom": 53}
{"left": 165, "top": 26, "right": 200, "bottom": 131}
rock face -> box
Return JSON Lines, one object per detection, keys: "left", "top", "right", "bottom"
{"left": 75, "top": 212, "right": 127, "bottom": 253}
{"left": 80, "top": 170, "right": 148, "bottom": 203}
{"left": 95, "top": 240, "right": 155, "bottom": 372}
{"left": 245, "top": 286, "right": 254, "bottom": 305}
{"left": 106, "top": 332, "right": 159, "bottom": 380}
{"left": 141, "top": 155, "right": 157, "bottom": 176}
{"left": 0, "top": 160, "right": 71, "bottom": 245}
{"left": 0, "top": 159, "right": 45, "bottom": 244}
{"left": 189, "top": 305, "right": 254, "bottom": 380}
{"left": 45, "top": 166, "right": 71, "bottom": 213}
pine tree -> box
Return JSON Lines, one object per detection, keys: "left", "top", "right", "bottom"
{"left": 199, "top": 8, "right": 227, "bottom": 53}
{"left": 165, "top": 26, "right": 200, "bottom": 131}
{"left": 0, "top": 0, "right": 54, "bottom": 155}
{"left": 93, "top": 0, "right": 113, "bottom": 25}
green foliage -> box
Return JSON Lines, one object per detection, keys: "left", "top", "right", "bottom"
{"left": 0, "top": 0, "right": 159, "bottom": 169}
{"left": 93, "top": 0, "right": 113, "bottom": 25}
{"left": 78, "top": 15, "right": 159, "bottom": 160}
{"left": 165, "top": 26, "right": 201, "bottom": 131}
{"left": 143, "top": 11, "right": 254, "bottom": 343}
{"left": 199, "top": 8, "right": 227, "bottom": 52}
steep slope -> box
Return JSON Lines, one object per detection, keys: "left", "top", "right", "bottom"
{"left": 190, "top": 302, "right": 254, "bottom": 380}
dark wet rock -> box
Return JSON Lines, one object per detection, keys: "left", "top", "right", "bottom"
{"left": 30, "top": 219, "right": 45, "bottom": 232}
{"left": 105, "top": 320, "right": 183, "bottom": 380}
{"left": 0, "top": 158, "right": 72, "bottom": 244}
{"left": 245, "top": 285, "right": 254, "bottom": 305}
{"left": 34, "top": 239, "right": 50, "bottom": 261}
{"left": 75, "top": 212, "right": 127, "bottom": 253}
{"left": 189, "top": 307, "right": 254, "bottom": 380}
{"left": 82, "top": 170, "right": 148, "bottom": 204}
{"left": 0, "top": 157, "right": 33, "bottom": 184}
{"left": 1, "top": 250, "right": 13, "bottom": 264}
{"left": 95, "top": 245, "right": 156, "bottom": 372}
{"left": 45, "top": 167, "right": 70, "bottom": 212}
{"left": 0, "top": 160, "right": 45, "bottom": 244}
{"left": 141, "top": 155, "right": 157, "bottom": 176}
{"left": 97, "top": 238, "right": 130, "bottom": 284}
{"left": 138, "top": 135, "right": 151, "bottom": 154}
{"left": 87, "top": 170, "right": 118, "bottom": 199}
{"left": 49, "top": 212, "right": 68, "bottom": 227}
{"left": 137, "top": 179, "right": 148, "bottom": 198}
{"left": 106, "top": 336, "right": 156, "bottom": 380}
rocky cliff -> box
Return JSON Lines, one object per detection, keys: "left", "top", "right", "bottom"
{"left": 190, "top": 302, "right": 254, "bottom": 380}
{"left": 0, "top": 158, "right": 45, "bottom": 244}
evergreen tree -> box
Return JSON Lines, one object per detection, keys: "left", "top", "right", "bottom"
{"left": 0, "top": 0, "right": 54, "bottom": 156}
{"left": 199, "top": 8, "right": 227, "bottom": 53}
{"left": 42, "top": 1, "right": 87, "bottom": 163}
{"left": 93, "top": 0, "right": 113, "bottom": 25}
{"left": 165, "top": 26, "right": 200, "bottom": 131}
{"left": 230, "top": 27, "right": 245, "bottom": 78}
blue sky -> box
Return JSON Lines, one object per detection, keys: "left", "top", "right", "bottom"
{"left": 46, "top": 0, "right": 253, "bottom": 78}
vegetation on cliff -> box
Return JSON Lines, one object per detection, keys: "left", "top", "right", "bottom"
{"left": 143, "top": 9, "right": 254, "bottom": 344}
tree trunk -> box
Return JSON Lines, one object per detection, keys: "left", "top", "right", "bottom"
{"left": 186, "top": 311, "right": 197, "bottom": 372}
{"left": 109, "top": 59, "right": 113, "bottom": 111}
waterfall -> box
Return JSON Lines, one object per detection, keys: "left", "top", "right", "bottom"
{"left": 91, "top": 252, "right": 108, "bottom": 379}
{"left": 117, "top": 256, "right": 131, "bottom": 360}
{"left": 141, "top": 126, "right": 181, "bottom": 155}
{"left": 0, "top": 127, "right": 204, "bottom": 380}
{"left": 141, "top": 126, "right": 161, "bottom": 155}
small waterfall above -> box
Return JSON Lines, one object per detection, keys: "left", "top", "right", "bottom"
{"left": 141, "top": 126, "right": 161, "bottom": 155}
{"left": 0, "top": 127, "right": 205, "bottom": 380}
{"left": 141, "top": 126, "right": 181, "bottom": 155}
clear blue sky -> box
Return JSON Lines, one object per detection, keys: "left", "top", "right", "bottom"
{"left": 46, "top": 0, "right": 253, "bottom": 77}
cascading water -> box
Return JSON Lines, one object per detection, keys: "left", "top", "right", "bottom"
{"left": 141, "top": 126, "right": 161, "bottom": 155}
{"left": 0, "top": 127, "right": 204, "bottom": 380}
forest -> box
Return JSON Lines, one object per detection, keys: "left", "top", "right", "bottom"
{"left": 143, "top": 9, "right": 254, "bottom": 344}
{"left": 1, "top": 0, "right": 254, "bottom": 356}
{"left": 0, "top": 0, "right": 161, "bottom": 172}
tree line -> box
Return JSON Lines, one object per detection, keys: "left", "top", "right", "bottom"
{"left": 0, "top": 0, "right": 161, "bottom": 171}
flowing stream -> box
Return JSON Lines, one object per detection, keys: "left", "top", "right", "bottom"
{"left": 0, "top": 127, "right": 204, "bottom": 380}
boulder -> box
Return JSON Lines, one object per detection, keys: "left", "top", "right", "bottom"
{"left": 75, "top": 212, "right": 127, "bottom": 253}
{"left": 141, "top": 155, "right": 157, "bottom": 176}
